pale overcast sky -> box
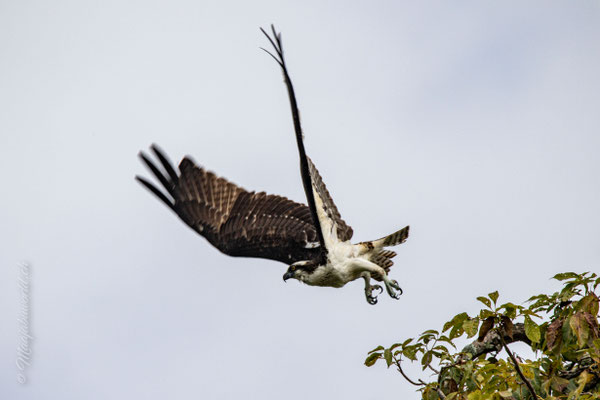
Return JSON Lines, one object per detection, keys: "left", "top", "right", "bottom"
{"left": 1, "top": 1, "right": 599, "bottom": 399}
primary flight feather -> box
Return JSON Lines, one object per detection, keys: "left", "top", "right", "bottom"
{"left": 136, "top": 26, "right": 409, "bottom": 304}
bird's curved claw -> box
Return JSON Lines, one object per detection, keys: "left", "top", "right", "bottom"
{"left": 384, "top": 278, "right": 403, "bottom": 300}
{"left": 365, "top": 284, "right": 383, "bottom": 305}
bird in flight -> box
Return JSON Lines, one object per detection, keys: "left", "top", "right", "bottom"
{"left": 136, "top": 26, "right": 409, "bottom": 304}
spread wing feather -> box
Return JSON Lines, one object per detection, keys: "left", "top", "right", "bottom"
{"left": 261, "top": 26, "right": 328, "bottom": 264}
{"left": 261, "top": 25, "right": 353, "bottom": 255}
{"left": 306, "top": 157, "right": 353, "bottom": 242}
{"left": 137, "top": 145, "right": 321, "bottom": 265}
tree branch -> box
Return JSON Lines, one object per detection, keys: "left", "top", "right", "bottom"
{"left": 498, "top": 331, "right": 539, "bottom": 399}
{"left": 461, "top": 322, "right": 531, "bottom": 360}
{"left": 394, "top": 358, "right": 425, "bottom": 387}
{"left": 558, "top": 356, "right": 595, "bottom": 380}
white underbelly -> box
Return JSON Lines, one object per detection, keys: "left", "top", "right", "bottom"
{"left": 303, "top": 251, "right": 371, "bottom": 288}
{"left": 305, "top": 196, "right": 377, "bottom": 287}
{"left": 302, "top": 265, "right": 348, "bottom": 287}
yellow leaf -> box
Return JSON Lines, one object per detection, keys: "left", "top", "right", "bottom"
{"left": 569, "top": 312, "right": 590, "bottom": 347}
{"left": 467, "top": 391, "right": 482, "bottom": 400}
{"left": 571, "top": 370, "right": 593, "bottom": 399}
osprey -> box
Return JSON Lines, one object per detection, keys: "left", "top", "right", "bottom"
{"left": 136, "top": 26, "right": 409, "bottom": 304}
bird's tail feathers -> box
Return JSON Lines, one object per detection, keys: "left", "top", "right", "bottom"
{"left": 358, "top": 225, "right": 409, "bottom": 252}
{"left": 356, "top": 225, "right": 409, "bottom": 272}
{"left": 370, "top": 225, "right": 409, "bottom": 248}
{"left": 370, "top": 249, "right": 397, "bottom": 272}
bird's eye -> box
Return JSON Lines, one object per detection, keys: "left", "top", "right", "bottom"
{"left": 291, "top": 266, "right": 296, "bottom": 271}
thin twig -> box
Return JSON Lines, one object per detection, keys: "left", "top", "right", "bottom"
{"left": 498, "top": 331, "right": 538, "bottom": 399}
{"left": 559, "top": 356, "right": 595, "bottom": 379}
{"left": 425, "top": 338, "right": 441, "bottom": 375}
{"left": 427, "top": 364, "right": 440, "bottom": 374}
{"left": 394, "top": 358, "right": 424, "bottom": 387}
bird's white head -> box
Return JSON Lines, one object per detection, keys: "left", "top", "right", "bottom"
{"left": 283, "top": 260, "right": 318, "bottom": 282}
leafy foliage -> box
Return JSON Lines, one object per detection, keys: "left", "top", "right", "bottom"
{"left": 365, "top": 272, "right": 600, "bottom": 399}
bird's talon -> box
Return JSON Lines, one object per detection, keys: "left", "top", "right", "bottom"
{"left": 365, "top": 284, "right": 381, "bottom": 305}
{"left": 383, "top": 277, "right": 403, "bottom": 300}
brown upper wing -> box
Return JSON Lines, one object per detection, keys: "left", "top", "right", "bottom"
{"left": 137, "top": 145, "right": 322, "bottom": 265}
{"left": 306, "top": 157, "right": 353, "bottom": 242}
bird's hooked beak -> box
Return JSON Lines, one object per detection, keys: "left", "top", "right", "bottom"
{"left": 283, "top": 270, "right": 294, "bottom": 282}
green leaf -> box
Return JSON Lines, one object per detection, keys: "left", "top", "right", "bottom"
{"left": 443, "top": 320, "right": 454, "bottom": 332}
{"left": 389, "top": 342, "right": 403, "bottom": 351}
{"left": 443, "top": 312, "right": 469, "bottom": 333}
{"left": 449, "top": 326, "right": 465, "bottom": 340}
{"left": 467, "top": 391, "right": 482, "bottom": 400}
{"left": 569, "top": 312, "right": 590, "bottom": 347}
{"left": 463, "top": 318, "right": 479, "bottom": 338}
{"left": 488, "top": 291, "right": 499, "bottom": 305}
{"left": 520, "top": 309, "right": 541, "bottom": 318}
{"left": 403, "top": 346, "right": 418, "bottom": 361}
{"left": 553, "top": 272, "right": 579, "bottom": 281}
{"left": 524, "top": 315, "right": 541, "bottom": 343}
{"left": 454, "top": 312, "right": 469, "bottom": 326}
{"left": 421, "top": 350, "right": 432, "bottom": 369}
{"left": 573, "top": 370, "right": 594, "bottom": 399}
{"left": 499, "top": 302, "right": 518, "bottom": 319}
{"left": 364, "top": 352, "right": 381, "bottom": 367}
{"left": 384, "top": 348, "right": 393, "bottom": 367}
{"left": 423, "top": 387, "right": 439, "bottom": 400}
{"left": 433, "top": 344, "right": 450, "bottom": 354}
{"left": 550, "top": 375, "right": 570, "bottom": 392}
{"left": 477, "top": 296, "right": 492, "bottom": 308}
{"left": 578, "top": 293, "right": 599, "bottom": 316}
{"left": 437, "top": 335, "right": 457, "bottom": 348}
{"left": 368, "top": 345, "right": 384, "bottom": 354}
